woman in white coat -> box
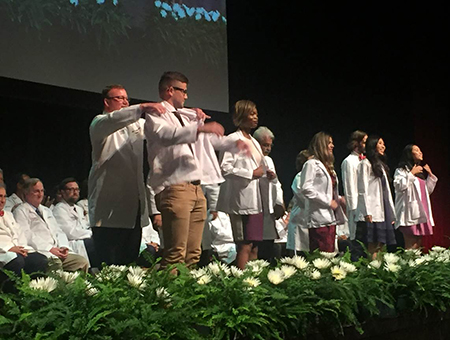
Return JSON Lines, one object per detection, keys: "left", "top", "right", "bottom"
{"left": 300, "top": 132, "right": 346, "bottom": 252}
{"left": 286, "top": 149, "right": 312, "bottom": 254}
{"left": 217, "top": 100, "right": 273, "bottom": 269}
{"left": 355, "top": 136, "right": 396, "bottom": 257}
{"left": 394, "top": 144, "right": 438, "bottom": 249}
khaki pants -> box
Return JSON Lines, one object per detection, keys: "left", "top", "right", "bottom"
{"left": 48, "top": 253, "right": 89, "bottom": 273}
{"left": 157, "top": 183, "right": 206, "bottom": 267}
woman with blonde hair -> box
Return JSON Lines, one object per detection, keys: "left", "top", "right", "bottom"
{"left": 300, "top": 132, "right": 346, "bottom": 252}
{"left": 217, "top": 100, "right": 273, "bottom": 269}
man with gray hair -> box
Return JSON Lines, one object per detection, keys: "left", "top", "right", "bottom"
{"left": 14, "top": 178, "right": 89, "bottom": 272}
{"left": 253, "top": 126, "right": 285, "bottom": 264}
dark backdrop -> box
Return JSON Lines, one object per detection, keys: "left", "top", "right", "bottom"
{"left": 1, "top": 2, "right": 449, "bottom": 247}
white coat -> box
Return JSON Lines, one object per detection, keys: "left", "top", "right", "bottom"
{"left": 52, "top": 201, "right": 92, "bottom": 264}
{"left": 341, "top": 152, "right": 361, "bottom": 239}
{"left": 88, "top": 105, "right": 149, "bottom": 229}
{"left": 4, "top": 193, "right": 23, "bottom": 212}
{"left": 145, "top": 102, "right": 237, "bottom": 194}
{"left": 300, "top": 159, "right": 347, "bottom": 228}
{"left": 216, "top": 131, "right": 271, "bottom": 215}
{"left": 355, "top": 159, "right": 395, "bottom": 223}
{"left": 0, "top": 211, "right": 34, "bottom": 267}
{"left": 393, "top": 168, "right": 437, "bottom": 228}
{"left": 13, "top": 203, "right": 72, "bottom": 258}
{"left": 286, "top": 172, "right": 310, "bottom": 251}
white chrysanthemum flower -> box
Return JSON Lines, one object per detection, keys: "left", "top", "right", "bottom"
{"left": 230, "top": 266, "right": 244, "bottom": 278}
{"left": 85, "top": 281, "right": 99, "bottom": 296}
{"left": 267, "top": 269, "right": 285, "bottom": 285}
{"left": 313, "top": 258, "right": 332, "bottom": 269}
{"left": 331, "top": 257, "right": 341, "bottom": 264}
{"left": 422, "top": 254, "right": 433, "bottom": 262}
{"left": 197, "top": 274, "right": 212, "bottom": 285}
{"left": 29, "top": 277, "right": 58, "bottom": 292}
{"left": 384, "top": 262, "right": 401, "bottom": 273}
{"left": 243, "top": 277, "right": 261, "bottom": 288}
{"left": 156, "top": 287, "right": 171, "bottom": 301}
{"left": 56, "top": 270, "right": 80, "bottom": 284}
{"left": 368, "top": 260, "right": 382, "bottom": 269}
{"left": 408, "top": 260, "right": 417, "bottom": 267}
{"left": 330, "top": 266, "right": 347, "bottom": 280}
{"left": 289, "top": 255, "right": 309, "bottom": 269}
{"left": 339, "top": 261, "right": 357, "bottom": 273}
{"left": 404, "top": 248, "right": 422, "bottom": 257}
{"left": 280, "top": 265, "right": 297, "bottom": 279}
{"left": 431, "top": 246, "right": 446, "bottom": 253}
{"left": 190, "top": 267, "right": 207, "bottom": 279}
{"left": 207, "top": 262, "right": 221, "bottom": 276}
{"left": 247, "top": 259, "right": 270, "bottom": 268}
{"left": 310, "top": 269, "right": 321, "bottom": 280}
{"left": 245, "top": 264, "right": 263, "bottom": 276}
{"left": 320, "top": 251, "right": 337, "bottom": 259}
{"left": 127, "top": 273, "right": 147, "bottom": 290}
{"left": 128, "top": 266, "right": 146, "bottom": 277}
{"left": 414, "top": 257, "right": 426, "bottom": 266}
{"left": 383, "top": 253, "right": 400, "bottom": 264}
{"left": 108, "top": 264, "right": 127, "bottom": 272}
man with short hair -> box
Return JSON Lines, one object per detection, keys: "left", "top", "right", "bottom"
{"left": 13, "top": 178, "right": 89, "bottom": 272}
{"left": 52, "top": 178, "right": 96, "bottom": 268}
{"left": 4, "top": 173, "right": 30, "bottom": 212}
{"left": 1, "top": 183, "right": 48, "bottom": 284}
{"left": 88, "top": 84, "right": 165, "bottom": 266}
{"left": 145, "top": 71, "right": 245, "bottom": 268}
{"left": 341, "top": 130, "right": 368, "bottom": 240}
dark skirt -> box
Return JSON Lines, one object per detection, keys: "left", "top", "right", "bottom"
{"left": 308, "top": 225, "right": 336, "bottom": 252}
{"left": 230, "top": 213, "right": 264, "bottom": 242}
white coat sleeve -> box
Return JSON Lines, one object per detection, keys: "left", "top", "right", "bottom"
{"left": 52, "top": 207, "right": 92, "bottom": 241}
{"left": 393, "top": 168, "right": 415, "bottom": 193}
{"left": 145, "top": 113, "right": 198, "bottom": 146}
{"left": 90, "top": 105, "right": 142, "bottom": 141}
{"left": 426, "top": 173, "right": 438, "bottom": 195}
{"left": 341, "top": 159, "right": 357, "bottom": 210}
{"left": 220, "top": 151, "right": 254, "bottom": 181}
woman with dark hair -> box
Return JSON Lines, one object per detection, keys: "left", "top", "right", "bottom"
{"left": 299, "top": 132, "right": 346, "bottom": 252}
{"left": 394, "top": 145, "right": 438, "bottom": 249}
{"left": 355, "top": 135, "right": 396, "bottom": 257}
{"left": 217, "top": 100, "right": 273, "bottom": 269}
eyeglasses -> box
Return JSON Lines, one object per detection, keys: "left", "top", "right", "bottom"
{"left": 107, "top": 96, "right": 129, "bottom": 101}
{"left": 172, "top": 86, "right": 188, "bottom": 95}
{"left": 64, "top": 188, "right": 80, "bottom": 192}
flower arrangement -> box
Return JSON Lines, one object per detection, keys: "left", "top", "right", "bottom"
{"left": 2, "top": 247, "right": 450, "bottom": 339}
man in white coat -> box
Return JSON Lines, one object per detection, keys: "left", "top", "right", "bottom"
{"left": 52, "top": 178, "right": 97, "bottom": 268}
{"left": 341, "top": 130, "right": 367, "bottom": 240}
{"left": 145, "top": 71, "right": 245, "bottom": 269}
{"left": 88, "top": 84, "right": 165, "bottom": 266}
{"left": 13, "top": 178, "right": 89, "bottom": 272}
{"left": 4, "top": 173, "right": 30, "bottom": 212}
{"left": 1, "top": 183, "right": 48, "bottom": 289}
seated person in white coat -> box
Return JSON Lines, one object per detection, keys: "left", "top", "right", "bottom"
{"left": 13, "top": 178, "right": 89, "bottom": 273}
{"left": 394, "top": 144, "right": 438, "bottom": 249}
{"left": 4, "top": 172, "right": 30, "bottom": 212}
{"left": 1, "top": 184, "right": 48, "bottom": 288}
{"left": 145, "top": 71, "right": 246, "bottom": 269}
{"left": 252, "top": 126, "right": 285, "bottom": 264}
{"left": 52, "top": 178, "right": 98, "bottom": 268}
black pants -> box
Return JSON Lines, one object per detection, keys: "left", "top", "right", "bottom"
{"left": 83, "top": 238, "right": 100, "bottom": 268}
